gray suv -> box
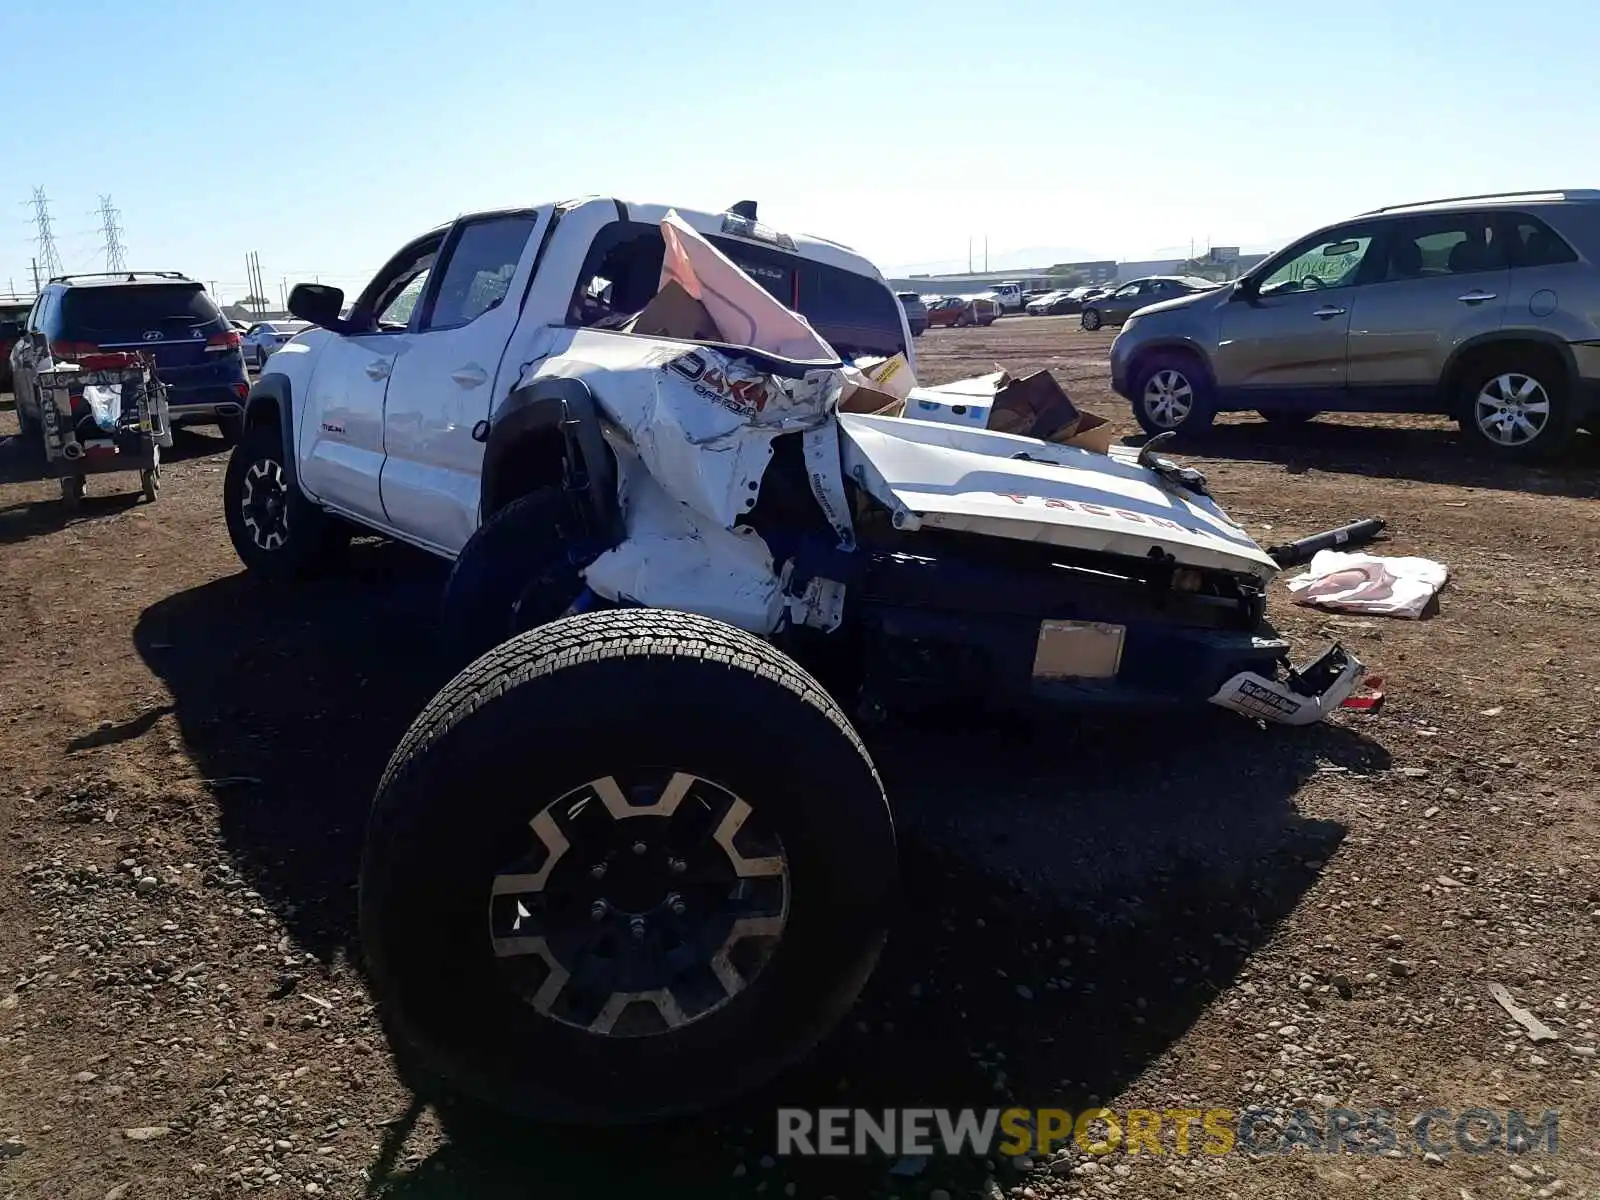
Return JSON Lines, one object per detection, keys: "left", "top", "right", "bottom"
{"left": 1108, "top": 189, "right": 1600, "bottom": 459}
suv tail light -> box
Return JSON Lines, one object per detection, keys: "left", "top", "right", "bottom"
{"left": 50, "top": 340, "right": 102, "bottom": 361}
{"left": 206, "top": 330, "right": 242, "bottom": 352}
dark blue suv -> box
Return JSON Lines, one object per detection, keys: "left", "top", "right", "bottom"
{"left": 8, "top": 272, "right": 249, "bottom": 441}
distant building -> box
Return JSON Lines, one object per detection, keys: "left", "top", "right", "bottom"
{"left": 888, "top": 250, "right": 1271, "bottom": 295}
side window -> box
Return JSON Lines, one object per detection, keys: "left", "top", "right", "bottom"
{"left": 377, "top": 263, "right": 433, "bottom": 328}
{"left": 424, "top": 214, "right": 537, "bottom": 332}
{"left": 1258, "top": 230, "right": 1377, "bottom": 295}
{"left": 1113, "top": 283, "right": 1140, "bottom": 299}
{"left": 1381, "top": 212, "right": 1505, "bottom": 281}
{"left": 1506, "top": 215, "right": 1578, "bottom": 268}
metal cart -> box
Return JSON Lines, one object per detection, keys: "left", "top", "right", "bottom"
{"left": 31, "top": 351, "right": 172, "bottom": 510}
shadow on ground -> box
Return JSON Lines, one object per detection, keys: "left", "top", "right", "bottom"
{"left": 1135, "top": 419, "right": 1600, "bottom": 499}
{"left": 0, "top": 427, "right": 232, "bottom": 545}
{"left": 134, "top": 561, "right": 1383, "bottom": 1197}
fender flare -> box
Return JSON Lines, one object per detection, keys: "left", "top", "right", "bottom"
{"left": 481, "top": 376, "right": 622, "bottom": 541}
{"left": 242, "top": 373, "right": 299, "bottom": 488}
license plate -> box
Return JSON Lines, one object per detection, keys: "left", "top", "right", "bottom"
{"left": 1033, "top": 620, "right": 1125, "bottom": 680}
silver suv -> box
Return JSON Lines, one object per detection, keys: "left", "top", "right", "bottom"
{"left": 1109, "top": 189, "right": 1600, "bottom": 459}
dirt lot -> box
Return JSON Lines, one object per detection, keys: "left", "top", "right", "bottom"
{"left": 2, "top": 318, "right": 1599, "bottom": 1200}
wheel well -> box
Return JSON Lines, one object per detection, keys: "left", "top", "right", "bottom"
{"left": 245, "top": 396, "right": 280, "bottom": 430}
{"left": 1443, "top": 338, "right": 1571, "bottom": 417}
{"left": 481, "top": 428, "right": 566, "bottom": 518}
{"left": 1128, "top": 343, "right": 1210, "bottom": 389}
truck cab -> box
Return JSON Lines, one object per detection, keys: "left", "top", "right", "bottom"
{"left": 240, "top": 198, "right": 912, "bottom": 559}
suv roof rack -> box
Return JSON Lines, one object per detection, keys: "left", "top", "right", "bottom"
{"left": 47, "top": 270, "right": 192, "bottom": 285}
{"left": 1362, "top": 189, "right": 1600, "bottom": 215}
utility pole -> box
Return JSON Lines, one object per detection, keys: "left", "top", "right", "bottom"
{"left": 984, "top": 237, "right": 989, "bottom": 272}
{"left": 26, "top": 188, "right": 64, "bottom": 280}
{"left": 31, "top": 258, "right": 40, "bottom": 294}
{"left": 96, "top": 195, "right": 128, "bottom": 272}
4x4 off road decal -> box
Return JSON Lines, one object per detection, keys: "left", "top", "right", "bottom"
{"left": 665, "top": 350, "right": 771, "bottom": 417}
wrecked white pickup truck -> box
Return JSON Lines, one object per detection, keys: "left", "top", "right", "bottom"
{"left": 225, "top": 197, "right": 1362, "bottom": 1125}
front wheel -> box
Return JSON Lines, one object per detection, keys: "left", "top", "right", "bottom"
{"left": 438, "top": 487, "right": 598, "bottom": 674}
{"left": 1457, "top": 359, "right": 1578, "bottom": 460}
{"left": 1131, "top": 353, "right": 1216, "bottom": 438}
{"left": 1081, "top": 308, "right": 1103, "bottom": 331}
{"left": 223, "top": 422, "right": 350, "bottom": 580}
{"left": 361, "top": 608, "right": 897, "bottom": 1124}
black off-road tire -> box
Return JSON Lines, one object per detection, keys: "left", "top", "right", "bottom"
{"left": 1130, "top": 350, "right": 1217, "bottom": 439}
{"left": 223, "top": 422, "right": 349, "bottom": 581}
{"left": 360, "top": 608, "right": 898, "bottom": 1125}
{"left": 438, "top": 487, "right": 593, "bottom": 674}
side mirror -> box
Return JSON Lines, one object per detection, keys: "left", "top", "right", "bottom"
{"left": 1230, "top": 278, "right": 1259, "bottom": 305}
{"left": 287, "top": 283, "right": 349, "bottom": 331}
{"left": 0, "top": 320, "right": 21, "bottom": 340}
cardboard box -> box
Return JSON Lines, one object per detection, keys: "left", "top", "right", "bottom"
{"left": 625, "top": 279, "right": 721, "bottom": 341}
{"left": 986, "top": 368, "right": 1116, "bottom": 453}
{"left": 840, "top": 352, "right": 916, "bottom": 416}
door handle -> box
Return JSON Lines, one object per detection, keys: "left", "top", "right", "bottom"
{"left": 365, "top": 360, "right": 391, "bottom": 381}
{"left": 450, "top": 365, "right": 488, "bottom": 388}
{"left": 1313, "top": 305, "right": 1347, "bottom": 319}
{"left": 1457, "top": 291, "right": 1497, "bottom": 304}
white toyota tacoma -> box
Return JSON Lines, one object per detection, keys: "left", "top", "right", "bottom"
{"left": 225, "top": 196, "right": 1362, "bottom": 1125}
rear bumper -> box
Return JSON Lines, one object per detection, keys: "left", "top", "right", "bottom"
{"left": 166, "top": 384, "right": 246, "bottom": 420}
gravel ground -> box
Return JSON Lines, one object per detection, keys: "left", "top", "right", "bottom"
{"left": 1, "top": 318, "right": 1598, "bottom": 1199}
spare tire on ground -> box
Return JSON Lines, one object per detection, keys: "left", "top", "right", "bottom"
{"left": 360, "top": 607, "right": 898, "bottom": 1124}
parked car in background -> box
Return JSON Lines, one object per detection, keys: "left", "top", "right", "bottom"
{"left": 7, "top": 272, "right": 249, "bottom": 440}
{"left": 987, "top": 281, "right": 1026, "bottom": 313}
{"left": 896, "top": 291, "right": 928, "bottom": 336}
{"left": 241, "top": 319, "right": 313, "bottom": 368}
{"left": 926, "top": 294, "right": 1000, "bottom": 328}
{"left": 1080, "top": 276, "right": 1218, "bottom": 331}
{"left": 1109, "top": 188, "right": 1600, "bottom": 459}
{"left": 1026, "top": 285, "right": 1106, "bottom": 316}
{"left": 0, "top": 295, "right": 32, "bottom": 391}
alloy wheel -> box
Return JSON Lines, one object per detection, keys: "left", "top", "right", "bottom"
{"left": 489, "top": 770, "right": 789, "bottom": 1037}
{"left": 1475, "top": 373, "right": 1550, "bottom": 447}
{"left": 1142, "top": 369, "right": 1194, "bottom": 428}
{"left": 239, "top": 458, "right": 290, "bottom": 550}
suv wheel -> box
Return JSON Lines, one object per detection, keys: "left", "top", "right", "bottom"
{"left": 1459, "top": 360, "right": 1577, "bottom": 459}
{"left": 223, "top": 422, "right": 350, "bottom": 580}
{"left": 1081, "top": 308, "right": 1103, "bottom": 331}
{"left": 438, "top": 486, "right": 599, "bottom": 673}
{"left": 1131, "top": 353, "right": 1216, "bottom": 438}
{"left": 360, "top": 608, "right": 897, "bottom": 1124}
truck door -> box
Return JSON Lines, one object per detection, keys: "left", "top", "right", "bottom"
{"left": 378, "top": 210, "right": 541, "bottom": 555}
{"left": 298, "top": 232, "right": 442, "bottom": 524}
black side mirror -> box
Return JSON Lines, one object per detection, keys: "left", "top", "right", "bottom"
{"left": 287, "top": 283, "right": 350, "bottom": 332}
{"left": 0, "top": 320, "right": 21, "bottom": 340}
{"left": 1231, "top": 278, "right": 1260, "bottom": 305}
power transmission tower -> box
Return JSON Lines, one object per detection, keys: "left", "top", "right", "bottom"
{"left": 97, "top": 195, "right": 128, "bottom": 273}
{"left": 27, "top": 187, "right": 64, "bottom": 280}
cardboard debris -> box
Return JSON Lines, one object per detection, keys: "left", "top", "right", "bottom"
{"left": 624, "top": 279, "right": 720, "bottom": 341}
{"left": 840, "top": 353, "right": 914, "bottom": 416}
{"left": 990, "top": 369, "right": 1116, "bottom": 452}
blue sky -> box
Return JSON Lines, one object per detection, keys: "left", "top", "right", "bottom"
{"left": 1, "top": 0, "right": 1595, "bottom": 302}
